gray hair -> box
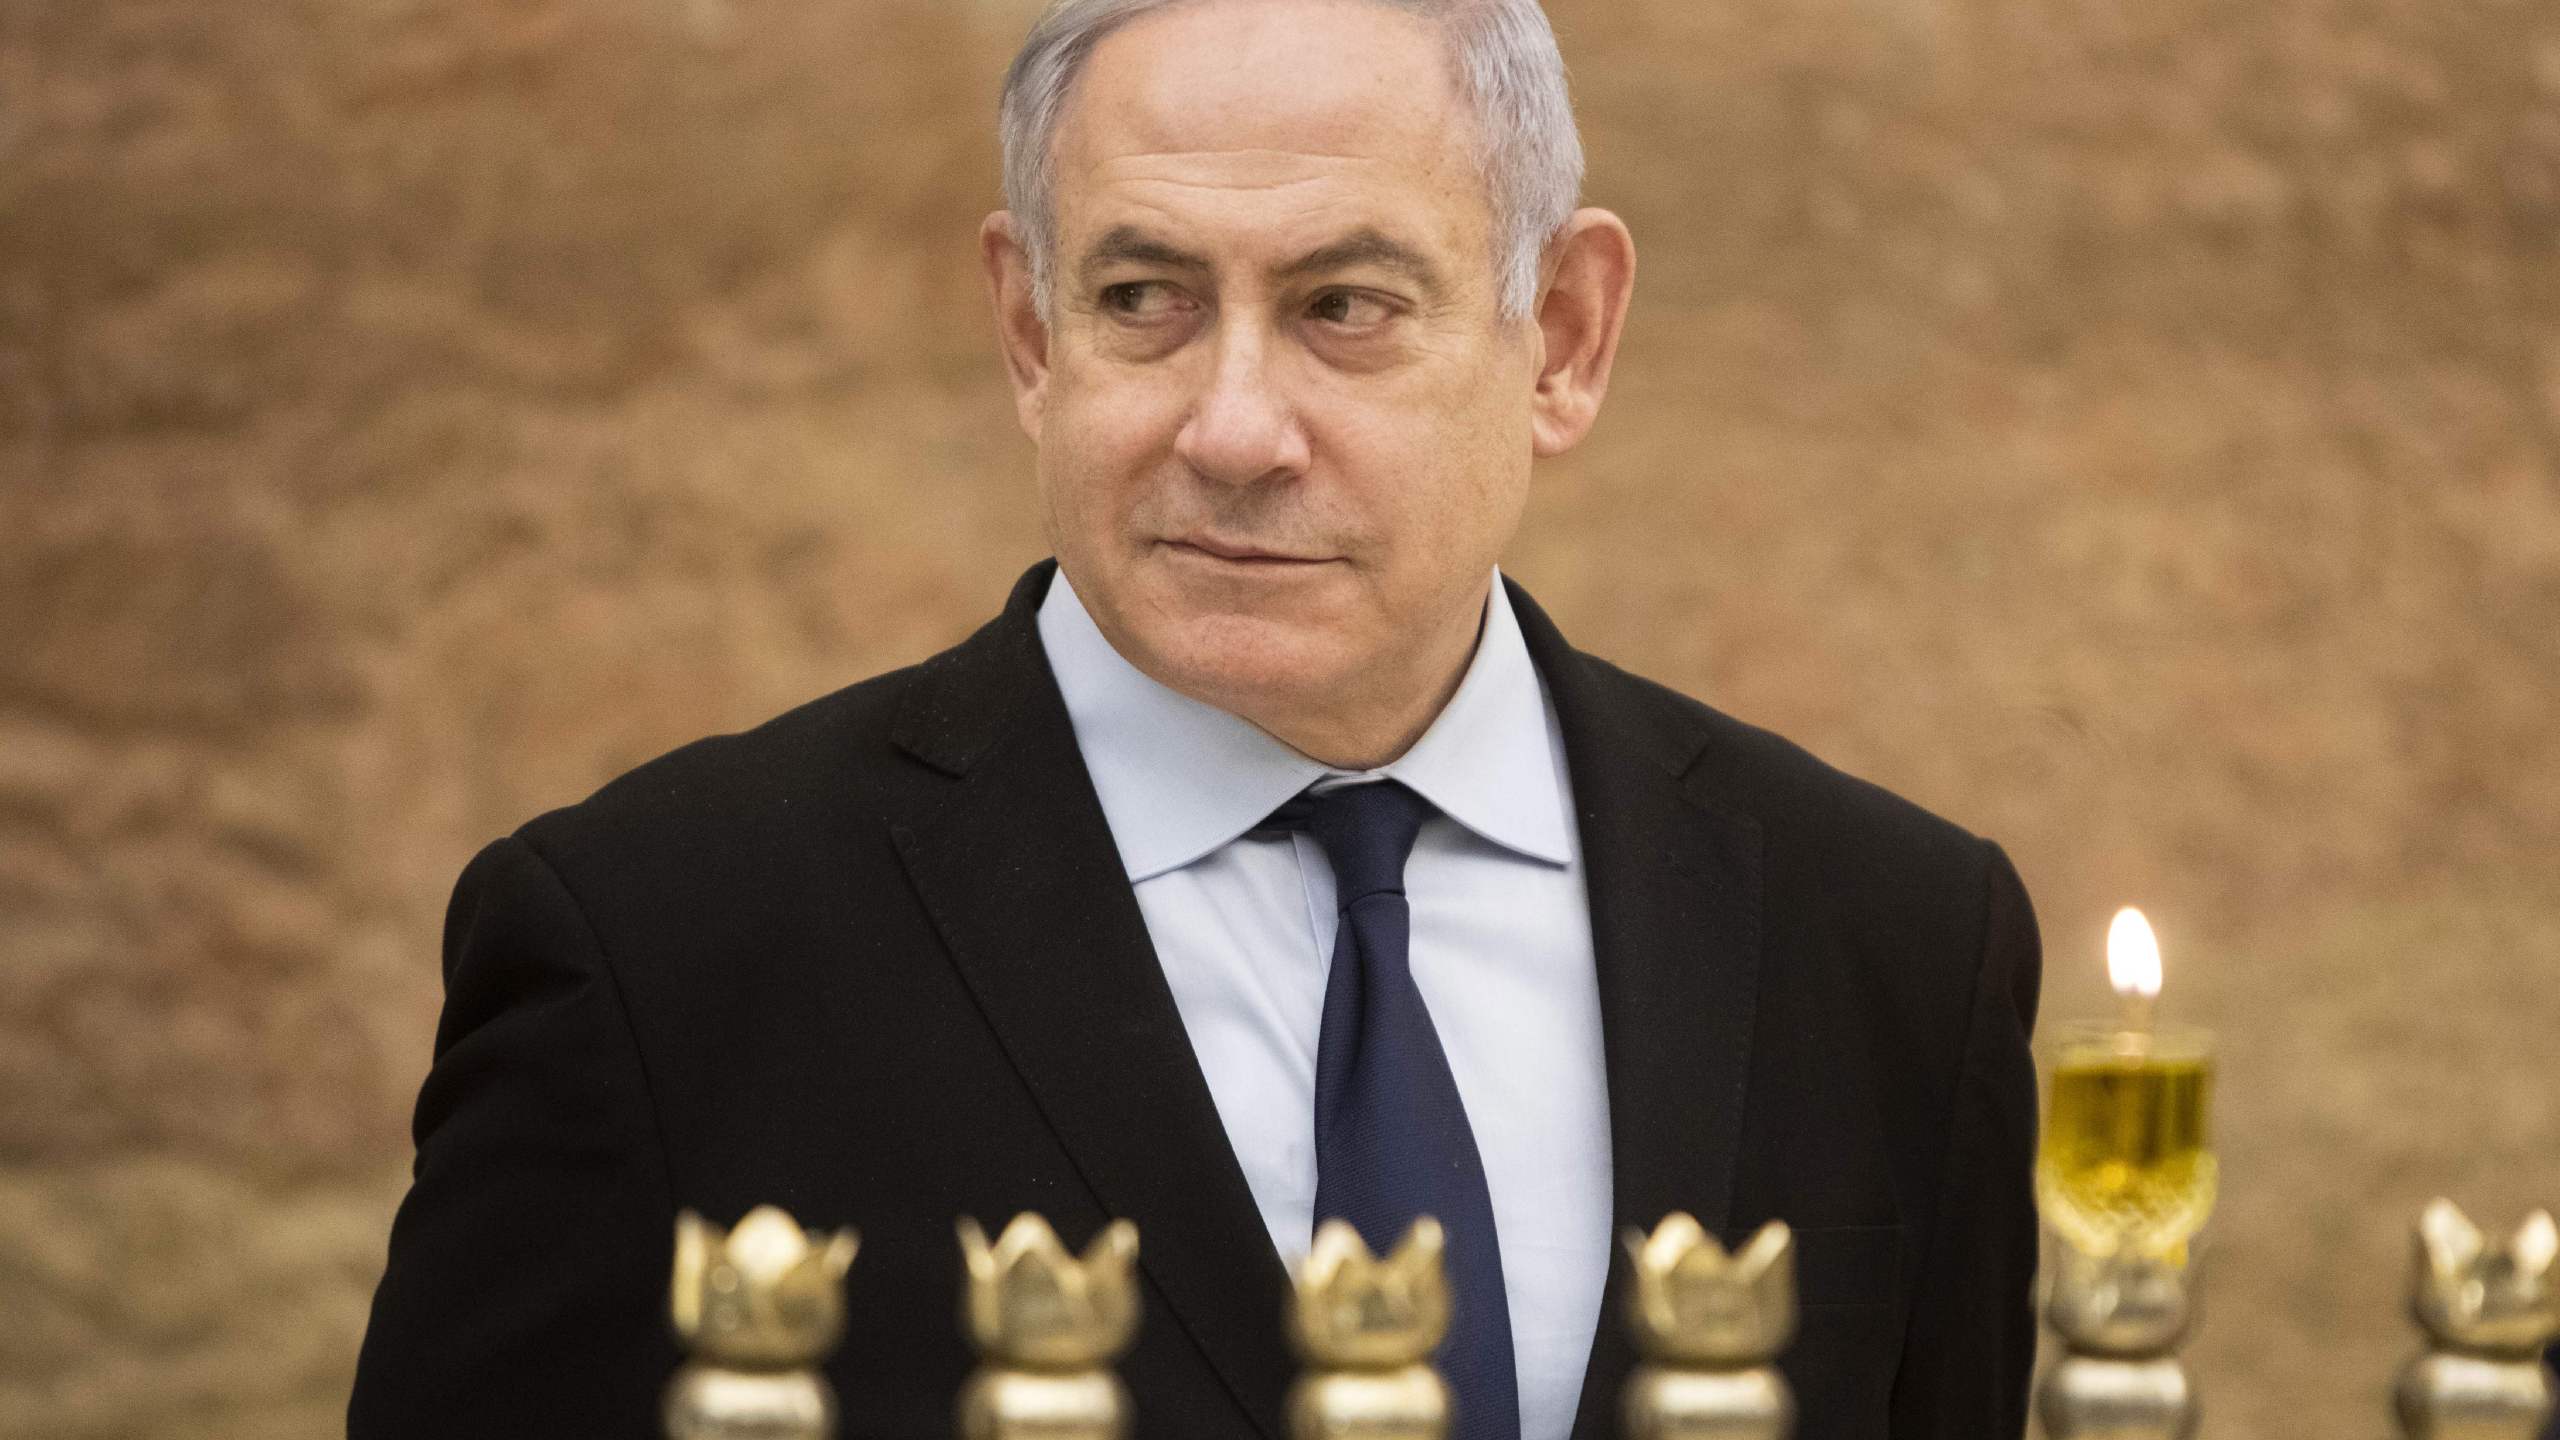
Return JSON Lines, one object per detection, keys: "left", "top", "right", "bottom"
{"left": 999, "top": 0, "right": 1585, "bottom": 320}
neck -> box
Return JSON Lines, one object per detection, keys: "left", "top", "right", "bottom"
{"left": 1058, "top": 566, "right": 1497, "bottom": 772}
{"left": 1239, "top": 596, "right": 1488, "bottom": 771}
{"left": 1248, "top": 664, "right": 1470, "bottom": 771}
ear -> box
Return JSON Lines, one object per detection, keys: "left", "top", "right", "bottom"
{"left": 1527, "top": 207, "right": 1637, "bottom": 459}
{"left": 981, "top": 210, "right": 1053, "bottom": 440}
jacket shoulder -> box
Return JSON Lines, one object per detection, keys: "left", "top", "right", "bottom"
{"left": 1509, "top": 578, "right": 1994, "bottom": 879}
{"left": 510, "top": 656, "right": 936, "bottom": 880}
{"left": 1586, "top": 652, "right": 1982, "bottom": 836}
{"left": 1561, "top": 650, "right": 2001, "bottom": 905}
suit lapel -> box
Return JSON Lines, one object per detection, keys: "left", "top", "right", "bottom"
{"left": 888, "top": 562, "right": 1292, "bottom": 1440}
{"left": 1507, "top": 581, "right": 1768, "bottom": 1440}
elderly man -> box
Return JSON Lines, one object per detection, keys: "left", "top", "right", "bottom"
{"left": 350, "top": 2, "right": 2041, "bottom": 1438}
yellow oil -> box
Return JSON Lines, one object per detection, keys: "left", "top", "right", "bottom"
{"left": 2037, "top": 1051, "right": 2216, "bottom": 1258}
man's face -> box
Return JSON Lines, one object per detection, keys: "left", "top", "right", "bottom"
{"left": 1019, "top": 0, "right": 1542, "bottom": 743}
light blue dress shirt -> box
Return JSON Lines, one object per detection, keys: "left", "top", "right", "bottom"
{"left": 1037, "top": 569, "right": 1612, "bottom": 1440}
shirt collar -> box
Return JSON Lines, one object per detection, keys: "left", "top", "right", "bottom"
{"left": 1038, "top": 567, "right": 1576, "bottom": 882}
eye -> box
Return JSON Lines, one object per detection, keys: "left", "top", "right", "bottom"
{"left": 1099, "top": 281, "right": 1187, "bottom": 319}
{"left": 1309, "top": 289, "right": 1395, "bottom": 327}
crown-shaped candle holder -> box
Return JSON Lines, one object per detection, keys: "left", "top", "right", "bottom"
{"left": 2394, "top": 1200, "right": 2559, "bottom": 1440}
{"left": 1620, "top": 1213, "right": 1796, "bottom": 1440}
{"left": 955, "top": 1213, "right": 1142, "bottom": 1440}
{"left": 1288, "top": 1218, "right": 1452, "bottom": 1440}
{"left": 2034, "top": 1237, "right": 2203, "bottom": 1440}
{"left": 664, "top": 1206, "right": 859, "bottom": 1440}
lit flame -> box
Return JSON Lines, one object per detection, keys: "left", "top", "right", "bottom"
{"left": 2107, "top": 907, "right": 2162, "bottom": 1002}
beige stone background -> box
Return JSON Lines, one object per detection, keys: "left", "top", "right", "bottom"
{"left": 3, "top": 0, "right": 2557, "bottom": 1434}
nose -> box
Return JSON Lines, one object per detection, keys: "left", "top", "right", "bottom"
{"left": 1172, "top": 318, "right": 1311, "bottom": 487}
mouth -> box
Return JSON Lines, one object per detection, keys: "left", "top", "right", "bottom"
{"left": 1164, "top": 536, "right": 1335, "bottom": 567}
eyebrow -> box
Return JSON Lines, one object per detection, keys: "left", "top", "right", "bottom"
{"left": 1079, "top": 226, "right": 1210, "bottom": 282}
{"left": 1077, "top": 224, "right": 1447, "bottom": 300}
{"left": 1274, "top": 227, "right": 1446, "bottom": 298}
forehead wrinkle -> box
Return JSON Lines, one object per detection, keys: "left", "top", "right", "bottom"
{"left": 1080, "top": 147, "right": 1385, "bottom": 198}
{"left": 1063, "top": 161, "right": 1378, "bottom": 263}
{"left": 1108, "top": 145, "right": 1379, "bottom": 167}
{"left": 1069, "top": 147, "right": 1464, "bottom": 237}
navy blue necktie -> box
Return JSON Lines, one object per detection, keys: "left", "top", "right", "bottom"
{"left": 1271, "top": 780, "right": 1520, "bottom": 1440}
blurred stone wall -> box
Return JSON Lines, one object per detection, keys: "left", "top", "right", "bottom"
{"left": 1, "top": 0, "right": 2553, "bottom": 1435}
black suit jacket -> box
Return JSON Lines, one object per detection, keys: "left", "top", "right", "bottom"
{"left": 350, "top": 562, "right": 2042, "bottom": 1440}
{"left": 2546, "top": 1344, "right": 2560, "bottom": 1440}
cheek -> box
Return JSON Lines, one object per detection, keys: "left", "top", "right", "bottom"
{"left": 1041, "top": 363, "right": 1186, "bottom": 517}
{"left": 1322, "top": 370, "right": 1529, "bottom": 539}
{"left": 1424, "top": 352, "right": 1538, "bottom": 511}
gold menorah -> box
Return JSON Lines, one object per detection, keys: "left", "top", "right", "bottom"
{"left": 661, "top": 1199, "right": 2558, "bottom": 1440}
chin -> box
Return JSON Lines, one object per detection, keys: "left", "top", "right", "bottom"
{"left": 1124, "top": 607, "right": 1354, "bottom": 723}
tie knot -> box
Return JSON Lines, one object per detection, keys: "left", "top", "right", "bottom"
{"left": 1266, "top": 779, "right": 1435, "bottom": 904}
